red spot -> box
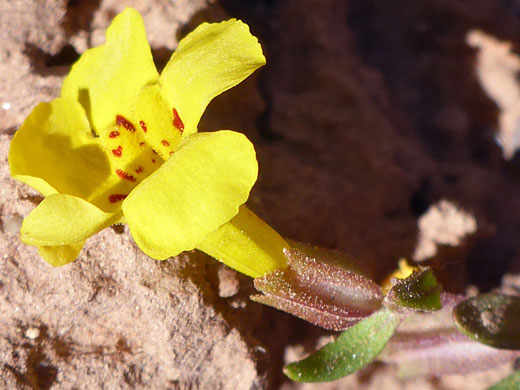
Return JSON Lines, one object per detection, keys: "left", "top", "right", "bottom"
{"left": 109, "top": 131, "right": 120, "bottom": 138}
{"left": 151, "top": 159, "right": 156, "bottom": 164}
{"left": 161, "top": 139, "right": 170, "bottom": 147}
{"left": 116, "top": 169, "right": 136, "bottom": 182}
{"left": 109, "top": 194, "right": 127, "bottom": 203}
{"left": 139, "top": 120, "right": 147, "bottom": 133}
{"left": 135, "top": 166, "right": 144, "bottom": 174}
{"left": 139, "top": 141, "right": 145, "bottom": 147}
{"left": 112, "top": 145, "right": 122, "bottom": 157}
{"left": 172, "top": 108, "right": 184, "bottom": 134}
{"left": 169, "top": 151, "right": 174, "bottom": 156}
{"left": 116, "top": 115, "right": 135, "bottom": 132}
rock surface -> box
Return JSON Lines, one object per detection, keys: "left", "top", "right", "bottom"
{"left": 2, "top": 0, "right": 520, "bottom": 389}
{"left": 0, "top": 137, "right": 264, "bottom": 389}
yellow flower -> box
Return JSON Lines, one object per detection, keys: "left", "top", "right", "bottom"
{"left": 9, "top": 8, "right": 288, "bottom": 276}
{"left": 381, "top": 258, "right": 419, "bottom": 294}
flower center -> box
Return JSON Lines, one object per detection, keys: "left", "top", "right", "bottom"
{"left": 98, "top": 108, "right": 184, "bottom": 208}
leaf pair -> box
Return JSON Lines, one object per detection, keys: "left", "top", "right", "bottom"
{"left": 381, "top": 293, "right": 520, "bottom": 378}
{"left": 262, "top": 248, "right": 520, "bottom": 383}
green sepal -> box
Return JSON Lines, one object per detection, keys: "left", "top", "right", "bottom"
{"left": 388, "top": 268, "right": 442, "bottom": 311}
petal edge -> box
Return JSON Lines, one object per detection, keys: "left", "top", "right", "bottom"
{"left": 61, "top": 8, "right": 158, "bottom": 134}
{"left": 38, "top": 241, "right": 86, "bottom": 267}
{"left": 160, "top": 19, "right": 265, "bottom": 137}
{"left": 21, "top": 194, "right": 120, "bottom": 246}
{"left": 123, "top": 130, "right": 258, "bottom": 259}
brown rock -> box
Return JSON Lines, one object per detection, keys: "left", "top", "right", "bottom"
{"left": 0, "top": 135, "right": 263, "bottom": 389}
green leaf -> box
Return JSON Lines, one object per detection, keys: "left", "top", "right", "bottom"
{"left": 487, "top": 371, "right": 520, "bottom": 390}
{"left": 283, "top": 309, "right": 401, "bottom": 382}
{"left": 388, "top": 268, "right": 442, "bottom": 311}
{"left": 453, "top": 293, "right": 520, "bottom": 350}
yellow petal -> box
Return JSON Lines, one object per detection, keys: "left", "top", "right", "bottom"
{"left": 38, "top": 241, "right": 85, "bottom": 267}
{"left": 198, "top": 206, "right": 289, "bottom": 277}
{"left": 88, "top": 114, "right": 162, "bottom": 212}
{"left": 9, "top": 98, "right": 111, "bottom": 199}
{"left": 62, "top": 8, "right": 158, "bottom": 134}
{"left": 132, "top": 82, "right": 183, "bottom": 158}
{"left": 160, "top": 19, "right": 265, "bottom": 137}
{"left": 21, "top": 194, "right": 120, "bottom": 246}
{"left": 122, "top": 130, "right": 258, "bottom": 259}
